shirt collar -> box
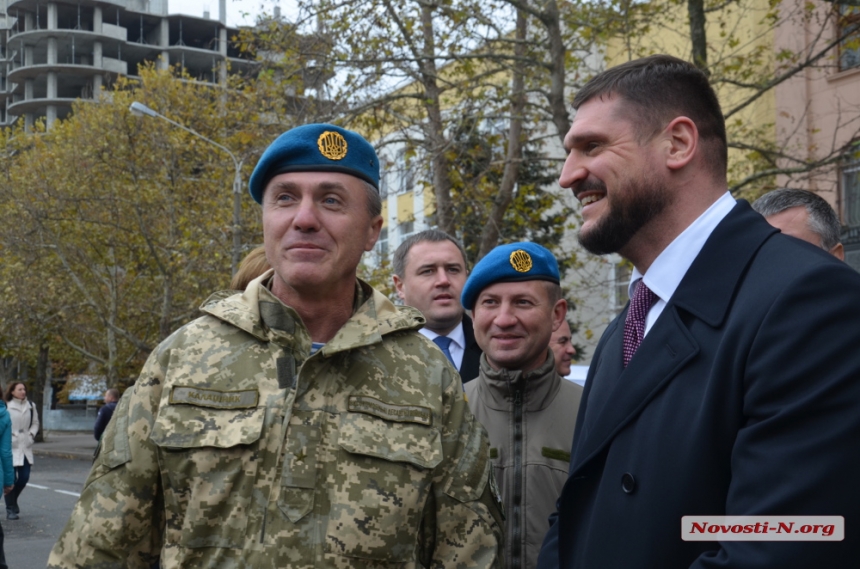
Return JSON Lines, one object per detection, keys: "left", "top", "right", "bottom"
{"left": 419, "top": 320, "right": 465, "bottom": 350}
{"left": 630, "top": 192, "right": 736, "bottom": 302}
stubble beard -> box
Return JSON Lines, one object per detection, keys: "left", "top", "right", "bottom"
{"left": 577, "top": 175, "right": 670, "bottom": 256}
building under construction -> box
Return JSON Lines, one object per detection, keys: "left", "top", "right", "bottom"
{"left": 0, "top": 0, "right": 255, "bottom": 128}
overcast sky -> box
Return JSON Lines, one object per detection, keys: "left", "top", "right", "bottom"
{"left": 167, "top": 0, "right": 286, "bottom": 27}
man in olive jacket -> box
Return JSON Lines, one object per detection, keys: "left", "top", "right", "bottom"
{"left": 463, "top": 241, "right": 583, "bottom": 569}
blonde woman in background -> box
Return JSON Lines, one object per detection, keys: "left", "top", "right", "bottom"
{"left": 231, "top": 246, "right": 270, "bottom": 291}
{"left": 4, "top": 382, "right": 39, "bottom": 520}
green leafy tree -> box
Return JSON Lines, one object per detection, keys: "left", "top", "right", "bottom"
{"left": 0, "top": 66, "right": 290, "bottom": 385}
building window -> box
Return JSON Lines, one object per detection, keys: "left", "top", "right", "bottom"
{"left": 843, "top": 150, "right": 860, "bottom": 227}
{"left": 611, "top": 259, "right": 632, "bottom": 315}
{"left": 376, "top": 228, "right": 389, "bottom": 259}
{"left": 397, "top": 149, "right": 415, "bottom": 194}
{"left": 838, "top": 5, "right": 860, "bottom": 71}
{"left": 378, "top": 156, "right": 391, "bottom": 199}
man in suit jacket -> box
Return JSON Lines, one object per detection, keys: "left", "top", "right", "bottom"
{"left": 538, "top": 54, "right": 860, "bottom": 568}
{"left": 393, "top": 229, "right": 482, "bottom": 382}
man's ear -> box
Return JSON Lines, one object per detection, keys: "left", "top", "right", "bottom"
{"left": 663, "top": 116, "right": 698, "bottom": 171}
{"left": 364, "top": 215, "right": 384, "bottom": 251}
{"left": 551, "top": 299, "right": 568, "bottom": 333}
{"left": 830, "top": 242, "right": 845, "bottom": 261}
{"left": 392, "top": 274, "right": 406, "bottom": 301}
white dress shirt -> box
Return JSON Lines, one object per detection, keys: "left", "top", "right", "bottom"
{"left": 419, "top": 321, "right": 466, "bottom": 370}
{"left": 629, "top": 192, "right": 736, "bottom": 336}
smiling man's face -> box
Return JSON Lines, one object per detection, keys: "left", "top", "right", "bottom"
{"left": 560, "top": 95, "right": 670, "bottom": 256}
{"left": 393, "top": 240, "right": 468, "bottom": 335}
{"left": 473, "top": 280, "right": 565, "bottom": 374}
{"left": 262, "top": 171, "right": 382, "bottom": 300}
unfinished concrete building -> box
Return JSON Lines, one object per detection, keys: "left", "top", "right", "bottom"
{"left": 0, "top": 0, "right": 255, "bottom": 128}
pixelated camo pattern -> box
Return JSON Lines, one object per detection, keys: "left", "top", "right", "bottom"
{"left": 47, "top": 277, "right": 504, "bottom": 568}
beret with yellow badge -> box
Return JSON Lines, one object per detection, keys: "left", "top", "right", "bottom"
{"left": 248, "top": 123, "right": 380, "bottom": 204}
{"left": 460, "top": 241, "right": 561, "bottom": 311}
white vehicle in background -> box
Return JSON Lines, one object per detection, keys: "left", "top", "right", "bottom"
{"left": 566, "top": 365, "right": 589, "bottom": 387}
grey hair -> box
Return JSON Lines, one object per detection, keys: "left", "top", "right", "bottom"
{"left": 392, "top": 229, "right": 468, "bottom": 277}
{"left": 363, "top": 180, "right": 382, "bottom": 218}
{"left": 752, "top": 188, "right": 841, "bottom": 250}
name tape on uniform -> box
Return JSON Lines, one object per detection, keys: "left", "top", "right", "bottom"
{"left": 169, "top": 386, "right": 259, "bottom": 410}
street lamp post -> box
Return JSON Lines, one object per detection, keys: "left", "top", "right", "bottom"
{"left": 130, "top": 101, "right": 244, "bottom": 276}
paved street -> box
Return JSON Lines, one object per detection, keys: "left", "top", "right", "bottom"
{"left": 3, "top": 454, "right": 92, "bottom": 568}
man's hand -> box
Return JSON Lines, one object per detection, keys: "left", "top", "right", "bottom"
{"left": 4, "top": 486, "right": 13, "bottom": 496}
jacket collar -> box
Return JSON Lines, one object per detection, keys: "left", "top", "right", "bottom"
{"left": 476, "top": 348, "right": 562, "bottom": 411}
{"left": 200, "top": 270, "right": 425, "bottom": 355}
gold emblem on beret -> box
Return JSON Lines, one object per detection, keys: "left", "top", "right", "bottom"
{"left": 318, "top": 131, "right": 348, "bottom": 160}
{"left": 510, "top": 250, "right": 533, "bottom": 273}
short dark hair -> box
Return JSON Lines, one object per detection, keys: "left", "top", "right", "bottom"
{"left": 752, "top": 188, "right": 842, "bottom": 250}
{"left": 544, "top": 281, "right": 563, "bottom": 305}
{"left": 105, "top": 388, "right": 120, "bottom": 402}
{"left": 573, "top": 54, "right": 727, "bottom": 180}
{"left": 392, "top": 229, "right": 468, "bottom": 278}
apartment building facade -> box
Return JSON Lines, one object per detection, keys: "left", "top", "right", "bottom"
{"left": 0, "top": 0, "right": 254, "bottom": 129}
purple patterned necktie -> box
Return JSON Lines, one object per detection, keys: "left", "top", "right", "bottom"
{"left": 623, "top": 280, "right": 658, "bottom": 367}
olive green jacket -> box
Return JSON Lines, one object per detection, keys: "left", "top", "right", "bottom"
{"left": 49, "top": 274, "right": 504, "bottom": 568}
{"left": 466, "top": 351, "right": 582, "bottom": 569}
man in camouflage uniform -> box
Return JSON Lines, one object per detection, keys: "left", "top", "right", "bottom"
{"left": 48, "top": 124, "right": 504, "bottom": 568}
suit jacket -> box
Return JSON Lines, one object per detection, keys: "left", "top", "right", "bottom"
{"left": 459, "top": 315, "right": 482, "bottom": 384}
{"left": 538, "top": 201, "right": 860, "bottom": 569}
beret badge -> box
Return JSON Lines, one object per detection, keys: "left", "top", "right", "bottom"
{"left": 509, "top": 250, "right": 533, "bottom": 273}
{"left": 318, "top": 131, "right": 348, "bottom": 160}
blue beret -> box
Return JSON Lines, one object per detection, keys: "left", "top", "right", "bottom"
{"left": 461, "top": 242, "right": 560, "bottom": 310}
{"left": 248, "top": 123, "right": 380, "bottom": 204}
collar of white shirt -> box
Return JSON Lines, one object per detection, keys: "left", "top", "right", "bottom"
{"left": 419, "top": 321, "right": 466, "bottom": 369}
{"left": 629, "top": 191, "right": 737, "bottom": 335}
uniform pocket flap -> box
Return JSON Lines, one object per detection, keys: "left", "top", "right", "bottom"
{"left": 339, "top": 412, "right": 443, "bottom": 469}
{"left": 150, "top": 404, "right": 266, "bottom": 449}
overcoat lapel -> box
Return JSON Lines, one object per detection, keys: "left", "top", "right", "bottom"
{"left": 573, "top": 307, "right": 699, "bottom": 470}
{"left": 571, "top": 200, "right": 777, "bottom": 474}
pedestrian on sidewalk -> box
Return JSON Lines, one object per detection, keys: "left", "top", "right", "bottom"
{"left": 4, "top": 382, "right": 39, "bottom": 520}
{"left": 93, "top": 388, "right": 119, "bottom": 441}
{"left": 0, "top": 398, "right": 15, "bottom": 568}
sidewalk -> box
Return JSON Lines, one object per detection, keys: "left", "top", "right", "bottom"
{"left": 33, "top": 431, "right": 98, "bottom": 461}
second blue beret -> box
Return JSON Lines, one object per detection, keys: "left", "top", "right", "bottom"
{"left": 461, "top": 241, "right": 560, "bottom": 310}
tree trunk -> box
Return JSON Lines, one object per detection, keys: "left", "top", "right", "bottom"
{"left": 33, "top": 343, "right": 48, "bottom": 443}
{"left": 478, "top": 10, "right": 528, "bottom": 259}
{"left": 688, "top": 0, "right": 709, "bottom": 74}
{"left": 543, "top": 0, "right": 572, "bottom": 144}
{"left": 419, "top": 3, "right": 456, "bottom": 235}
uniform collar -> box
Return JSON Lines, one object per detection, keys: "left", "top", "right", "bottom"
{"left": 476, "top": 349, "right": 561, "bottom": 411}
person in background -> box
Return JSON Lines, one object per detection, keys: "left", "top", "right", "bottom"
{"left": 3, "top": 381, "right": 38, "bottom": 520}
{"left": 94, "top": 388, "right": 120, "bottom": 441}
{"left": 0, "top": 395, "right": 15, "bottom": 569}
{"left": 751, "top": 188, "right": 844, "bottom": 260}
{"left": 231, "top": 245, "right": 270, "bottom": 291}
{"left": 462, "top": 241, "right": 584, "bottom": 569}
{"left": 549, "top": 318, "right": 577, "bottom": 378}
{"left": 393, "top": 230, "right": 482, "bottom": 382}
{"left": 49, "top": 123, "right": 503, "bottom": 568}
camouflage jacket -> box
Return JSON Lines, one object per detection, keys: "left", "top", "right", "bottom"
{"left": 48, "top": 275, "right": 504, "bottom": 568}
